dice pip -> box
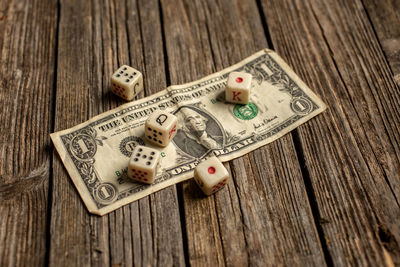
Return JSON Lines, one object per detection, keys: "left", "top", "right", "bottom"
{"left": 145, "top": 110, "right": 178, "bottom": 147}
{"left": 128, "top": 145, "right": 161, "bottom": 184}
{"left": 194, "top": 156, "right": 229, "bottom": 195}
{"left": 111, "top": 65, "right": 143, "bottom": 101}
{"left": 225, "top": 71, "right": 252, "bottom": 104}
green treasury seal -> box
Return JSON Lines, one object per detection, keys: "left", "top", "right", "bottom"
{"left": 233, "top": 102, "right": 258, "bottom": 120}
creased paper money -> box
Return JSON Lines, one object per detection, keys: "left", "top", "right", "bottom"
{"left": 51, "top": 49, "right": 326, "bottom": 215}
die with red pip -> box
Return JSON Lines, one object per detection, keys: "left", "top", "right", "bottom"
{"left": 225, "top": 71, "right": 252, "bottom": 104}
{"left": 194, "top": 156, "right": 229, "bottom": 195}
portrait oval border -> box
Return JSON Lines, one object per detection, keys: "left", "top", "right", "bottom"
{"left": 172, "top": 105, "right": 226, "bottom": 159}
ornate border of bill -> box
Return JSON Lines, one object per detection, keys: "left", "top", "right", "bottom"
{"left": 51, "top": 49, "right": 327, "bottom": 215}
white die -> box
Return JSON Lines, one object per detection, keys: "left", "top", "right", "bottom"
{"left": 225, "top": 72, "right": 252, "bottom": 104}
{"left": 194, "top": 156, "right": 229, "bottom": 195}
{"left": 145, "top": 110, "right": 178, "bottom": 147}
{"left": 111, "top": 65, "right": 143, "bottom": 101}
{"left": 127, "top": 145, "right": 161, "bottom": 184}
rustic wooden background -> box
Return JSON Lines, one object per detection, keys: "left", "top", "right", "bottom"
{"left": 1, "top": 0, "right": 399, "bottom": 266}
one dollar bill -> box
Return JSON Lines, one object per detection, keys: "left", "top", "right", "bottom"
{"left": 51, "top": 49, "right": 327, "bottom": 215}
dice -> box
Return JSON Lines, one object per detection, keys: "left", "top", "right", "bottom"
{"left": 194, "top": 156, "right": 229, "bottom": 195}
{"left": 145, "top": 110, "right": 178, "bottom": 147}
{"left": 225, "top": 71, "right": 252, "bottom": 104}
{"left": 127, "top": 145, "right": 161, "bottom": 184}
{"left": 111, "top": 65, "right": 143, "bottom": 101}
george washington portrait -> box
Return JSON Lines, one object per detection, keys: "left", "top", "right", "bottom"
{"left": 172, "top": 106, "right": 224, "bottom": 158}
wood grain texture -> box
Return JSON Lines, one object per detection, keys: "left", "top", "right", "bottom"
{"left": 260, "top": 0, "right": 400, "bottom": 265}
{"left": 138, "top": 0, "right": 186, "bottom": 265}
{"left": 0, "top": 0, "right": 57, "bottom": 265}
{"left": 362, "top": 0, "right": 400, "bottom": 86}
{"left": 49, "top": 0, "right": 184, "bottom": 266}
{"left": 1, "top": 0, "right": 399, "bottom": 265}
{"left": 161, "top": 0, "right": 326, "bottom": 265}
{"left": 50, "top": 0, "right": 105, "bottom": 264}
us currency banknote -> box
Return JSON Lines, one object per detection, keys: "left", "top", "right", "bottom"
{"left": 51, "top": 49, "right": 327, "bottom": 215}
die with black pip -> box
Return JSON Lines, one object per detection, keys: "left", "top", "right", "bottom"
{"left": 145, "top": 110, "right": 178, "bottom": 147}
{"left": 111, "top": 65, "right": 143, "bottom": 101}
{"left": 127, "top": 145, "right": 161, "bottom": 184}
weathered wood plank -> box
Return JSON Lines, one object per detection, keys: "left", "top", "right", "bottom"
{"left": 362, "top": 0, "right": 400, "bottom": 86}
{"left": 0, "top": 0, "right": 57, "bottom": 265}
{"left": 260, "top": 0, "right": 400, "bottom": 265}
{"left": 49, "top": 0, "right": 184, "bottom": 265}
{"left": 161, "top": 0, "right": 326, "bottom": 265}
{"left": 50, "top": 0, "right": 104, "bottom": 264}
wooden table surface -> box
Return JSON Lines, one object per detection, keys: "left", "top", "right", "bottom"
{"left": 1, "top": 0, "right": 400, "bottom": 266}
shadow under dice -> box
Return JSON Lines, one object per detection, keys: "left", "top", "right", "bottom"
{"left": 194, "top": 156, "right": 229, "bottom": 195}
{"left": 145, "top": 110, "right": 178, "bottom": 147}
{"left": 225, "top": 71, "right": 252, "bottom": 104}
{"left": 111, "top": 65, "right": 143, "bottom": 101}
{"left": 128, "top": 145, "right": 161, "bottom": 184}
